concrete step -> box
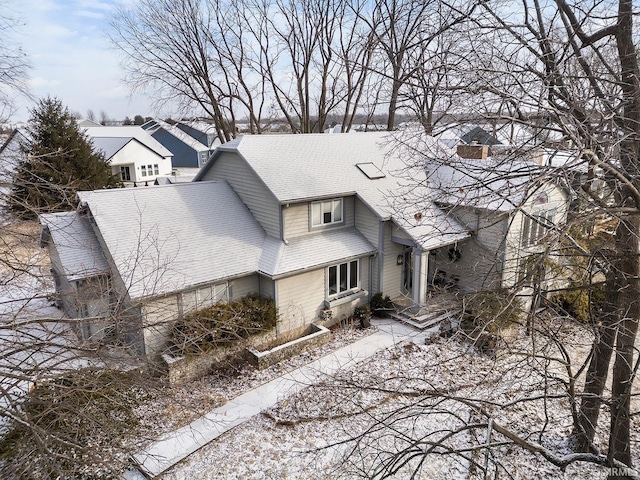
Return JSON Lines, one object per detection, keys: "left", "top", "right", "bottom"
{"left": 390, "top": 309, "right": 461, "bottom": 331}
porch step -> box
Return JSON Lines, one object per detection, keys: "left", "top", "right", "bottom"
{"left": 390, "top": 309, "right": 461, "bottom": 331}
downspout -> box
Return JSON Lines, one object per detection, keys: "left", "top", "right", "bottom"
{"left": 499, "top": 213, "right": 511, "bottom": 287}
{"left": 279, "top": 205, "right": 285, "bottom": 240}
{"left": 377, "top": 220, "right": 385, "bottom": 294}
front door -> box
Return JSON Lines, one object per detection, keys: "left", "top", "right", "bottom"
{"left": 401, "top": 247, "right": 413, "bottom": 294}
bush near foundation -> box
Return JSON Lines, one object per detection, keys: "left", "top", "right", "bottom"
{"left": 169, "top": 294, "right": 277, "bottom": 356}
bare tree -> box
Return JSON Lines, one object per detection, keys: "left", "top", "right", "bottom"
{"left": 0, "top": 2, "right": 30, "bottom": 122}
{"left": 109, "top": 0, "right": 237, "bottom": 142}
{"left": 365, "top": 0, "right": 475, "bottom": 131}
{"left": 470, "top": 2, "right": 640, "bottom": 474}
{"left": 323, "top": 1, "right": 640, "bottom": 478}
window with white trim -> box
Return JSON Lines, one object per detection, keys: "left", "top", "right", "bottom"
{"left": 311, "top": 198, "right": 343, "bottom": 227}
{"left": 522, "top": 211, "right": 555, "bottom": 247}
{"left": 140, "top": 165, "right": 147, "bottom": 177}
{"left": 153, "top": 164, "right": 159, "bottom": 175}
{"left": 328, "top": 259, "right": 359, "bottom": 298}
{"left": 197, "top": 283, "right": 229, "bottom": 307}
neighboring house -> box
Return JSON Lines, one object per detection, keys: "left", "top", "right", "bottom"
{"left": 40, "top": 132, "right": 569, "bottom": 357}
{"left": 77, "top": 119, "right": 102, "bottom": 128}
{"left": 0, "top": 128, "right": 29, "bottom": 186}
{"left": 175, "top": 120, "right": 221, "bottom": 149}
{"left": 0, "top": 128, "right": 30, "bottom": 209}
{"left": 142, "top": 120, "right": 216, "bottom": 170}
{"left": 84, "top": 126, "right": 173, "bottom": 185}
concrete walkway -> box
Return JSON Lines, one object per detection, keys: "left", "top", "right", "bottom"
{"left": 125, "top": 319, "right": 428, "bottom": 479}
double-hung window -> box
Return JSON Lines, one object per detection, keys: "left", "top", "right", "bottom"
{"left": 328, "top": 259, "right": 359, "bottom": 298}
{"left": 311, "top": 198, "right": 343, "bottom": 227}
{"left": 141, "top": 165, "right": 147, "bottom": 177}
{"left": 153, "top": 164, "right": 159, "bottom": 175}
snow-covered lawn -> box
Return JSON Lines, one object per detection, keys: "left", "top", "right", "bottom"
{"left": 162, "top": 319, "right": 639, "bottom": 479}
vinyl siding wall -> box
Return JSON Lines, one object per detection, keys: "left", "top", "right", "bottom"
{"left": 140, "top": 274, "right": 260, "bottom": 356}
{"left": 503, "top": 183, "right": 569, "bottom": 290}
{"left": 150, "top": 129, "right": 199, "bottom": 168}
{"left": 275, "top": 257, "right": 370, "bottom": 334}
{"left": 440, "top": 207, "right": 507, "bottom": 292}
{"left": 201, "top": 152, "right": 281, "bottom": 237}
{"left": 429, "top": 239, "right": 502, "bottom": 293}
{"left": 380, "top": 221, "right": 405, "bottom": 298}
{"left": 276, "top": 269, "right": 326, "bottom": 334}
{"left": 355, "top": 198, "right": 380, "bottom": 290}
{"left": 283, "top": 196, "right": 355, "bottom": 239}
{"left": 259, "top": 275, "right": 276, "bottom": 299}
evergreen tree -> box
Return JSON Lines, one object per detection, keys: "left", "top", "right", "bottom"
{"left": 9, "top": 97, "right": 121, "bottom": 218}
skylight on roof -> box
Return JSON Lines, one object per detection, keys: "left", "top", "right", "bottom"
{"left": 356, "top": 162, "right": 386, "bottom": 179}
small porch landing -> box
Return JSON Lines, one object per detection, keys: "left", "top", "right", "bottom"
{"left": 389, "top": 292, "right": 462, "bottom": 331}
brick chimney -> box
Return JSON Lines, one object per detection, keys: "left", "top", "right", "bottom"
{"left": 457, "top": 144, "right": 489, "bottom": 159}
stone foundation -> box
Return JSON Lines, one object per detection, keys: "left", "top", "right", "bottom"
{"left": 161, "top": 328, "right": 276, "bottom": 386}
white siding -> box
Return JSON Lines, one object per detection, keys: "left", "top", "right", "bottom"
{"left": 201, "top": 152, "right": 281, "bottom": 237}
{"left": 503, "top": 183, "right": 569, "bottom": 289}
{"left": 110, "top": 140, "right": 172, "bottom": 182}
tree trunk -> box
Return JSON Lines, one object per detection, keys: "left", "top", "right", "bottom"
{"left": 607, "top": 217, "right": 640, "bottom": 477}
{"left": 574, "top": 255, "right": 617, "bottom": 452}
{"left": 607, "top": 1, "right": 640, "bottom": 473}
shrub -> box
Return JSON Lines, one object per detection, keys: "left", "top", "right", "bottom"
{"left": 353, "top": 305, "right": 372, "bottom": 328}
{"left": 549, "top": 283, "right": 605, "bottom": 323}
{"left": 169, "top": 294, "right": 277, "bottom": 356}
{"left": 461, "top": 290, "right": 523, "bottom": 333}
{"left": 370, "top": 292, "right": 393, "bottom": 315}
{"left": 0, "top": 368, "right": 150, "bottom": 479}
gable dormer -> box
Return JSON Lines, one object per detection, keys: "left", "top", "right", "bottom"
{"left": 283, "top": 196, "right": 355, "bottom": 240}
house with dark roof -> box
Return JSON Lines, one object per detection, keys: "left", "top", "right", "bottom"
{"left": 40, "top": 132, "right": 569, "bottom": 357}
{"left": 142, "top": 120, "right": 218, "bottom": 170}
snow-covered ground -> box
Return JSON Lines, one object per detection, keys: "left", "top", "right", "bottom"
{"left": 2, "top": 221, "right": 638, "bottom": 479}
{"left": 162, "top": 319, "right": 639, "bottom": 479}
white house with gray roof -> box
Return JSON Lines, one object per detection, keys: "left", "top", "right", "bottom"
{"left": 84, "top": 126, "right": 173, "bottom": 185}
{"left": 40, "top": 131, "right": 569, "bottom": 357}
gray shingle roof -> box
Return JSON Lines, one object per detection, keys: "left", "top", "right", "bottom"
{"left": 84, "top": 126, "right": 173, "bottom": 159}
{"left": 259, "top": 228, "right": 376, "bottom": 277}
{"left": 429, "top": 158, "right": 542, "bottom": 211}
{"left": 75, "top": 180, "right": 376, "bottom": 299}
{"left": 40, "top": 211, "right": 109, "bottom": 281}
{"left": 78, "top": 181, "right": 266, "bottom": 300}
{"left": 89, "top": 137, "right": 132, "bottom": 160}
{"left": 200, "top": 131, "right": 470, "bottom": 250}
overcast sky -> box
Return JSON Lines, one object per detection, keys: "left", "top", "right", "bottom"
{"left": 10, "top": 0, "right": 159, "bottom": 123}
